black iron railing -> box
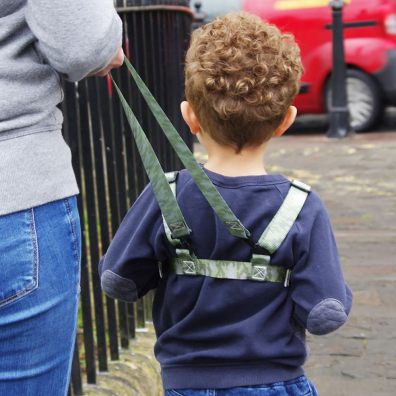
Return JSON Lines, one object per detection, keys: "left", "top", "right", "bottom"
{"left": 62, "top": 2, "right": 193, "bottom": 394}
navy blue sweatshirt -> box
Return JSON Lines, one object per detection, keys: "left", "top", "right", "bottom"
{"left": 99, "top": 169, "right": 352, "bottom": 389}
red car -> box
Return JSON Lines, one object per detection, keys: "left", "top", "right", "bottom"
{"left": 196, "top": 0, "right": 396, "bottom": 131}
{"left": 243, "top": 0, "right": 396, "bottom": 131}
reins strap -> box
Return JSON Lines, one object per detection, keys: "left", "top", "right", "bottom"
{"left": 111, "top": 77, "right": 191, "bottom": 240}
{"left": 257, "top": 180, "right": 311, "bottom": 254}
{"left": 122, "top": 58, "right": 251, "bottom": 242}
{"left": 163, "top": 172, "right": 181, "bottom": 246}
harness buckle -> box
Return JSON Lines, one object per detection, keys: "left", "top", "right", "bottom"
{"left": 284, "top": 269, "right": 291, "bottom": 287}
{"left": 182, "top": 260, "right": 197, "bottom": 275}
{"left": 178, "top": 236, "right": 193, "bottom": 251}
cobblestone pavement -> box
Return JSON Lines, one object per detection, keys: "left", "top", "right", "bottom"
{"left": 196, "top": 130, "right": 396, "bottom": 395}
{"left": 265, "top": 131, "right": 396, "bottom": 396}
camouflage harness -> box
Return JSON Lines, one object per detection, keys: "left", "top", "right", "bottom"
{"left": 112, "top": 58, "right": 311, "bottom": 287}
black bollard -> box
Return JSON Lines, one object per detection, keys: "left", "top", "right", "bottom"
{"left": 327, "top": 0, "right": 350, "bottom": 138}
{"left": 192, "top": 1, "right": 206, "bottom": 29}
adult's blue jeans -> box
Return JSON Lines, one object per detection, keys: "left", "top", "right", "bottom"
{"left": 0, "top": 197, "right": 81, "bottom": 396}
{"left": 165, "top": 375, "right": 319, "bottom": 396}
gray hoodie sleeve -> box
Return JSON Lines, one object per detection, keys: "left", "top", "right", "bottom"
{"left": 25, "top": 0, "right": 122, "bottom": 82}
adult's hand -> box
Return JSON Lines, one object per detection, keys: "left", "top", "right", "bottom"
{"left": 90, "top": 47, "right": 125, "bottom": 77}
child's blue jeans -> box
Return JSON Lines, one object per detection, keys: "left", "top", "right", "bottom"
{"left": 0, "top": 197, "right": 81, "bottom": 396}
{"left": 165, "top": 375, "right": 318, "bottom": 396}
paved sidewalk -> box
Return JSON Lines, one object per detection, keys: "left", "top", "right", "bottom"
{"left": 264, "top": 131, "right": 396, "bottom": 396}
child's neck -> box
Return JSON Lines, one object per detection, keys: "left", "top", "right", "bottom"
{"left": 203, "top": 142, "right": 268, "bottom": 177}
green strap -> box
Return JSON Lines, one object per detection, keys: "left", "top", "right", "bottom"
{"left": 163, "top": 175, "right": 293, "bottom": 286}
{"left": 123, "top": 58, "right": 251, "bottom": 241}
{"left": 111, "top": 77, "right": 191, "bottom": 240}
{"left": 163, "top": 172, "right": 181, "bottom": 246}
{"left": 171, "top": 249, "right": 290, "bottom": 285}
{"left": 258, "top": 180, "right": 311, "bottom": 254}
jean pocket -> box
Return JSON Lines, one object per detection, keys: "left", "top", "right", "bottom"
{"left": 0, "top": 208, "right": 39, "bottom": 308}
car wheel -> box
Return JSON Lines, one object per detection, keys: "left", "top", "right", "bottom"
{"left": 326, "top": 69, "right": 383, "bottom": 132}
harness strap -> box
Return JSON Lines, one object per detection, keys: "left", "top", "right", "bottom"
{"left": 110, "top": 77, "right": 191, "bottom": 240}
{"left": 123, "top": 58, "right": 251, "bottom": 242}
{"left": 171, "top": 249, "right": 290, "bottom": 285}
{"left": 257, "top": 180, "right": 311, "bottom": 254}
{"left": 163, "top": 172, "right": 181, "bottom": 246}
{"left": 163, "top": 174, "right": 307, "bottom": 286}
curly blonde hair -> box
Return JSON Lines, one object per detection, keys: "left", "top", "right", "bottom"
{"left": 185, "top": 12, "right": 303, "bottom": 152}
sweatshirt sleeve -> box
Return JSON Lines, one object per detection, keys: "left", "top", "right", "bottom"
{"left": 290, "top": 192, "right": 352, "bottom": 335}
{"left": 99, "top": 185, "right": 170, "bottom": 303}
{"left": 25, "top": 0, "right": 122, "bottom": 82}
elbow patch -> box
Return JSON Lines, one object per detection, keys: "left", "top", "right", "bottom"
{"left": 307, "top": 298, "right": 348, "bottom": 335}
{"left": 101, "top": 270, "right": 138, "bottom": 303}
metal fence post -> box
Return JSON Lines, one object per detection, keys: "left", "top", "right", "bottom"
{"left": 327, "top": 0, "right": 350, "bottom": 138}
{"left": 64, "top": 1, "right": 193, "bottom": 392}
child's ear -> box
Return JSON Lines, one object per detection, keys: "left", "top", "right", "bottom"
{"left": 273, "top": 106, "right": 297, "bottom": 137}
{"left": 181, "top": 101, "right": 201, "bottom": 135}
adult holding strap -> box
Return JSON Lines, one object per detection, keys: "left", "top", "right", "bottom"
{"left": 0, "top": 0, "right": 123, "bottom": 394}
